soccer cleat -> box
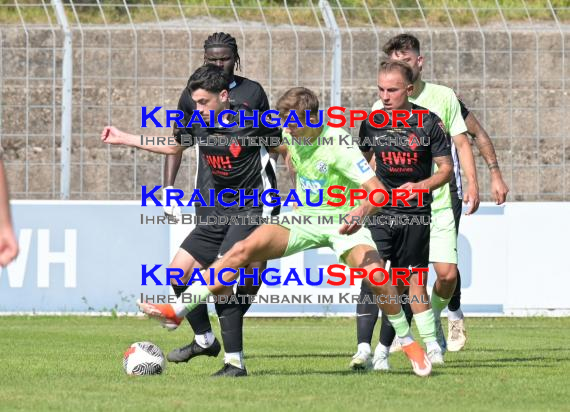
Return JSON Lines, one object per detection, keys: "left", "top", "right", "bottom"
{"left": 137, "top": 302, "right": 182, "bottom": 330}
{"left": 434, "top": 316, "right": 447, "bottom": 354}
{"left": 349, "top": 350, "right": 372, "bottom": 371}
{"left": 401, "top": 341, "right": 432, "bottom": 377}
{"left": 212, "top": 363, "right": 248, "bottom": 377}
{"left": 372, "top": 347, "right": 391, "bottom": 371}
{"left": 447, "top": 318, "right": 467, "bottom": 352}
{"left": 389, "top": 338, "right": 402, "bottom": 353}
{"left": 427, "top": 346, "right": 445, "bottom": 365}
{"left": 167, "top": 338, "right": 221, "bottom": 363}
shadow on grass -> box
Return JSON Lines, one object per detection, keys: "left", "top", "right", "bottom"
{"left": 249, "top": 368, "right": 439, "bottom": 377}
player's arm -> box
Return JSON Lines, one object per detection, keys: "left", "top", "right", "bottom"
{"left": 101, "top": 126, "right": 185, "bottom": 155}
{"left": 447, "top": 93, "right": 480, "bottom": 215}
{"left": 0, "top": 157, "right": 19, "bottom": 267}
{"left": 163, "top": 126, "right": 184, "bottom": 187}
{"left": 453, "top": 132, "right": 480, "bottom": 215}
{"left": 339, "top": 175, "right": 388, "bottom": 236}
{"left": 465, "top": 113, "right": 509, "bottom": 205}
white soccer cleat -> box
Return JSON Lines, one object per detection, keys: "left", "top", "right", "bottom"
{"left": 427, "top": 346, "right": 445, "bottom": 365}
{"left": 349, "top": 350, "right": 372, "bottom": 371}
{"left": 447, "top": 318, "right": 467, "bottom": 352}
{"left": 372, "top": 346, "right": 391, "bottom": 371}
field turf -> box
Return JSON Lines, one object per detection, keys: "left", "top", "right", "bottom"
{"left": 1, "top": 316, "right": 569, "bottom": 411}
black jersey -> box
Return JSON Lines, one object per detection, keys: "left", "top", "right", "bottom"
{"left": 193, "top": 104, "right": 280, "bottom": 215}
{"left": 173, "top": 75, "right": 271, "bottom": 207}
{"left": 359, "top": 104, "right": 451, "bottom": 215}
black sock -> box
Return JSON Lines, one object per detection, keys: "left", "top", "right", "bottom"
{"left": 173, "top": 282, "right": 211, "bottom": 335}
{"left": 236, "top": 285, "right": 260, "bottom": 316}
{"left": 448, "top": 269, "right": 462, "bottom": 312}
{"left": 215, "top": 295, "right": 243, "bottom": 353}
{"left": 379, "top": 293, "right": 413, "bottom": 346}
{"left": 356, "top": 282, "right": 379, "bottom": 345}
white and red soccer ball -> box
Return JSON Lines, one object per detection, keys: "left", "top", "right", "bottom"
{"left": 123, "top": 342, "right": 166, "bottom": 376}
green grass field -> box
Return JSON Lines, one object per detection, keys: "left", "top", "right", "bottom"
{"left": 1, "top": 316, "right": 569, "bottom": 411}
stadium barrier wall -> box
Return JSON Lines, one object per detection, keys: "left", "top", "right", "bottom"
{"left": 1, "top": 201, "right": 568, "bottom": 316}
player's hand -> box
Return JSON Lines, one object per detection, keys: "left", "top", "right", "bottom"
{"left": 0, "top": 226, "right": 18, "bottom": 267}
{"left": 463, "top": 184, "right": 480, "bottom": 215}
{"left": 101, "top": 126, "right": 124, "bottom": 145}
{"left": 397, "top": 181, "right": 427, "bottom": 201}
{"left": 339, "top": 207, "right": 366, "bottom": 236}
{"left": 162, "top": 186, "right": 182, "bottom": 223}
{"left": 490, "top": 172, "right": 509, "bottom": 205}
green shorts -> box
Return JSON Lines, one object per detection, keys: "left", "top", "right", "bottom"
{"left": 429, "top": 207, "right": 458, "bottom": 264}
{"left": 278, "top": 212, "right": 377, "bottom": 265}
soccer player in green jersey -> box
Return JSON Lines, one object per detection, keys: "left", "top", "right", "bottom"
{"left": 353, "top": 34, "right": 481, "bottom": 369}
{"left": 138, "top": 87, "right": 433, "bottom": 377}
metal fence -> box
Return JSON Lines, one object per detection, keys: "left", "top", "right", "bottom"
{"left": 1, "top": 0, "right": 569, "bottom": 201}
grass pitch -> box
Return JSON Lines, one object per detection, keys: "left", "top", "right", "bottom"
{"left": 1, "top": 316, "right": 569, "bottom": 412}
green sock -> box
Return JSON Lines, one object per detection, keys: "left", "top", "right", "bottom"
{"left": 415, "top": 309, "right": 436, "bottom": 344}
{"left": 387, "top": 309, "right": 411, "bottom": 338}
{"left": 431, "top": 291, "right": 451, "bottom": 317}
{"left": 173, "top": 284, "right": 212, "bottom": 317}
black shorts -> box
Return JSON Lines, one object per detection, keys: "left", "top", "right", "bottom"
{"left": 367, "top": 213, "right": 430, "bottom": 269}
{"left": 180, "top": 207, "right": 260, "bottom": 267}
{"left": 451, "top": 191, "right": 462, "bottom": 234}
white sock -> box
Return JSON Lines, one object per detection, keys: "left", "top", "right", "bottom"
{"left": 374, "top": 343, "right": 390, "bottom": 357}
{"left": 448, "top": 308, "right": 464, "bottom": 321}
{"left": 195, "top": 331, "right": 215, "bottom": 348}
{"left": 426, "top": 340, "right": 441, "bottom": 352}
{"left": 357, "top": 342, "right": 371, "bottom": 355}
{"left": 224, "top": 351, "right": 244, "bottom": 369}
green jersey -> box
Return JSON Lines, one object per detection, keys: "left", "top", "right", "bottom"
{"left": 286, "top": 126, "right": 375, "bottom": 216}
{"left": 372, "top": 82, "right": 467, "bottom": 211}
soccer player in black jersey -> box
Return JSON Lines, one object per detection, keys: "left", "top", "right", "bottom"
{"left": 349, "top": 60, "right": 453, "bottom": 370}
{"left": 102, "top": 65, "right": 279, "bottom": 377}
{"left": 164, "top": 33, "right": 274, "bottom": 372}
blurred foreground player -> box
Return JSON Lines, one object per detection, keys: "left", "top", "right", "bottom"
{"left": 138, "top": 87, "right": 434, "bottom": 377}
{"left": 102, "top": 65, "right": 280, "bottom": 376}
{"left": 0, "top": 154, "right": 19, "bottom": 267}
{"left": 351, "top": 60, "right": 453, "bottom": 370}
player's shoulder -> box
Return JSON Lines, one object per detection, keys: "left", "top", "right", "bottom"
{"left": 371, "top": 99, "right": 384, "bottom": 111}
{"left": 234, "top": 76, "right": 266, "bottom": 94}
{"left": 424, "top": 82, "right": 458, "bottom": 101}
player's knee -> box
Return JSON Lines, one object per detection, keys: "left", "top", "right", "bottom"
{"left": 437, "top": 266, "right": 457, "bottom": 285}
{"left": 227, "top": 240, "right": 252, "bottom": 266}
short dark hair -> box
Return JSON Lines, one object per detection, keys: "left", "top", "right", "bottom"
{"left": 379, "top": 60, "right": 414, "bottom": 84}
{"left": 383, "top": 33, "right": 420, "bottom": 56}
{"left": 276, "top": 87, "right": 320, "bottom": 118}
{"left": 187, "top": 64, "right": 230, "bottom": 94}
{"left": 204, "top": 32, "right": 241, "bottom": 71}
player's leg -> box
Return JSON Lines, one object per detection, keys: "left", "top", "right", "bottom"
{"left": 447, "top": 193, "right": 467, "bottom": 351}
{"left": 212, "top": 224, "right": 266, "bottom": 377}
{"left": 138, "top": 224, "right": 291, "bottom": 326}
{"left": 342, "top": 243, "right": 431, "bottom": 377}
{"left": 166, "top": 216, "right": 227, "bottom": 363}
{"left": 351, "top": 280, "right": 379, "bottom": 370}
{"left": 331, "top": 226, "right": 431, "bottom": 377}
{"left": 430, "top": 207, "right": 459, "bottom": 353}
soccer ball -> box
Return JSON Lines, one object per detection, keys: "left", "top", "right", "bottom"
{"left": 123, "top": 342, "right": 166, "bottom": 376}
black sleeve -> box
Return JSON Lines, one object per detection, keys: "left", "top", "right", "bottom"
{"left": 256, "top": 84, "right": 270, "bottom": 112}
{"left": 429, "top": 116, "right": 452, "bottom": 158}
{"left": 358, "top": 121, "right": 372, "bottom": 152}
{"left": 456, "top": 94, "right": 471, "bottom": 120}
